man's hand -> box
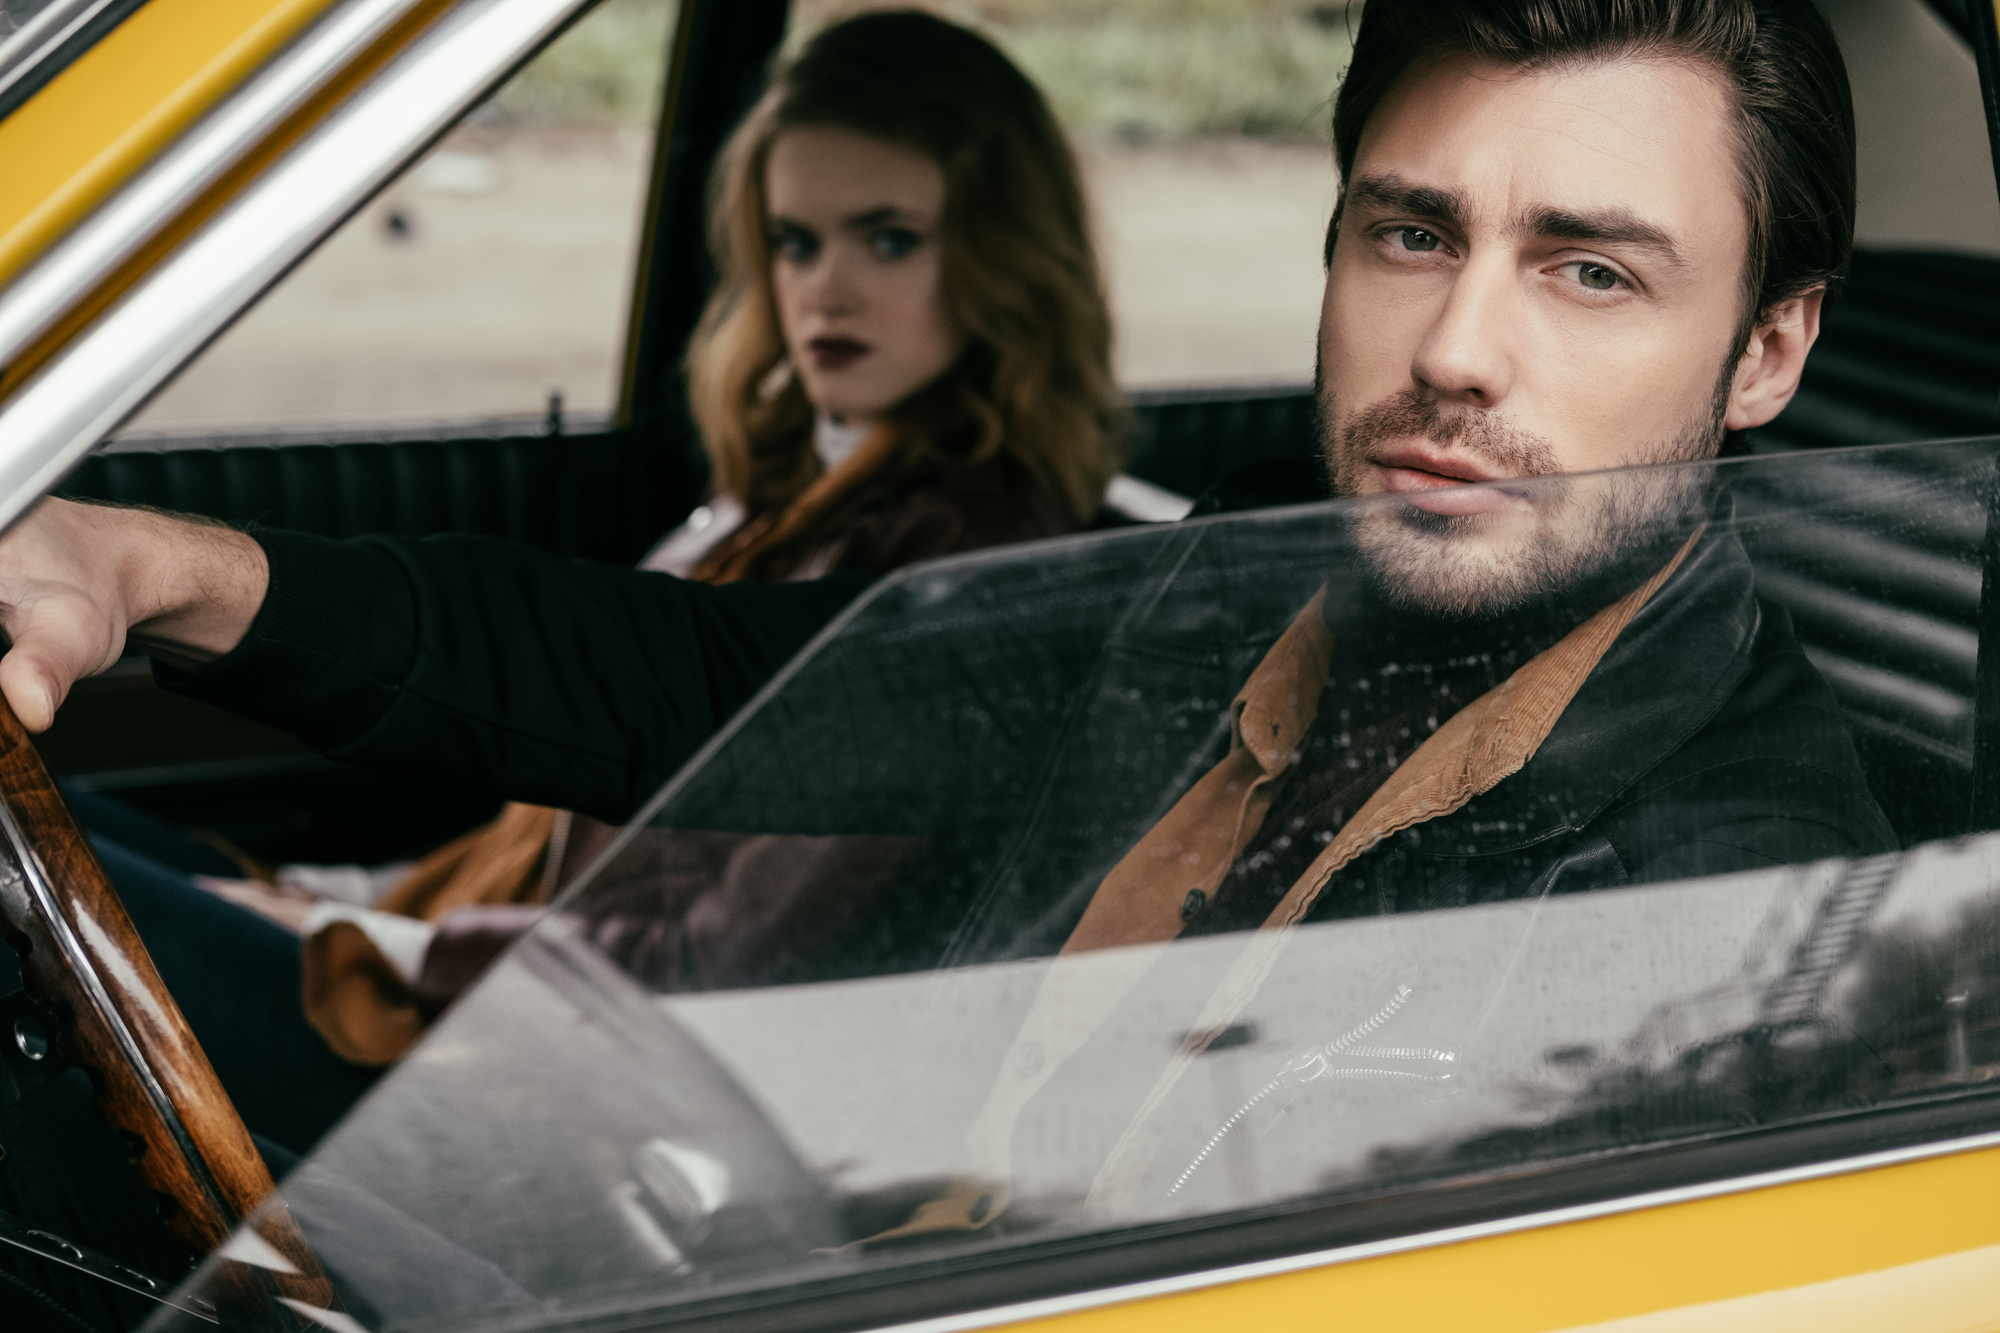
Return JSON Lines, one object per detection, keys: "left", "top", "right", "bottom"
{"left": 0, "top": 499, "right": 267, "bottom": 732}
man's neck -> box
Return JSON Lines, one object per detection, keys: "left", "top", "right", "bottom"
{"left": 1322, "top": 509, "right": 1704, "bottom": 676}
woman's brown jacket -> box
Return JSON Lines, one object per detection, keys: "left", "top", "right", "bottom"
{"left": 302, "top": 444, "right": 1075, "bottom": 1064}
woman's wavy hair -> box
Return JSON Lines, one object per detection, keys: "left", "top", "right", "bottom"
{"left": 687, "top": 10, "right": 1122, "bottom": 525}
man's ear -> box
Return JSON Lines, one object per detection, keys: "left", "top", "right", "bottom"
{"left": 1724, "top": 287, "right": 1825, "bottom": 431}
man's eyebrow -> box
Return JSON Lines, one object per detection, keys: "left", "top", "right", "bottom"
{"left": 1342, "top": 173, "right": 1471, "bottom": 229}
{"left": 1523, "top": 206, "right": 1685, "bottom": 267}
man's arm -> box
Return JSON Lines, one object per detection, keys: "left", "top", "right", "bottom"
{"left": 169, "top": 529, "right": 869, "bottom": 821}
{"left": 0, "top": 499, "right": 268, "bottom": 731}
{"left": 0, "top": 499, "right": 871, "bottom": 823}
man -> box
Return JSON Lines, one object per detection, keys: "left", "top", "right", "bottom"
{"left": 0, "top": 0, "right": 1875, "bottom": 848}
{"left": 1150, "top": 0, "right": 1897, "bottom": 929}
{"left": 0, "top": 0, "right": 1900, "bottom": 1316}
{"left": 841, "top": 1, "right": 1893, "bottom": 1235}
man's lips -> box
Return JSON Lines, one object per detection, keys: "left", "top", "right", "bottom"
{"left": 1369, "top": 444, "right": 1524, "bottom": 517}
{"left": 807, "top": 336, "right": 870, "bottom": 372}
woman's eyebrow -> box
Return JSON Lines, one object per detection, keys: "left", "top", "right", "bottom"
{"left": 841, "top": 205, "right": 925, "bottom": 229}
{"left": 1523, "top": 205, "right": 1685, "bottom": 267}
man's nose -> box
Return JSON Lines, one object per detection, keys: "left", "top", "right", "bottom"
{"left": 1409, "top": 255, "right": 1518, "bottom": 410}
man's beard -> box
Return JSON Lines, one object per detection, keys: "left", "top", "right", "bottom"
{"left": 1319, "top": 379, "right": 1723, "bottom": 620}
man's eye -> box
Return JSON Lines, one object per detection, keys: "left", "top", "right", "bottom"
{"left": 1392, "top": 227, "right": 1442, "bottom": 253}
{"left": 1569, "top": 262, "right": 1621, "bottom": 291}
{"left": 869, "top": 227, "right": 921, "bottom": 260}
{"left": 771, "top": 225, "right": 819, "bottom": 262}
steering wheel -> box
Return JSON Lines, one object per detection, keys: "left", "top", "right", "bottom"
{"left": 0, "top": 697, "right": 336, "bottom": 1317}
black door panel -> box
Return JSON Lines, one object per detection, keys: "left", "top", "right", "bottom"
{"left": 60, "top": 428, "right": 701, "bottom": 568}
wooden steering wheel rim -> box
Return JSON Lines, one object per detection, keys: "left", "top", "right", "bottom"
{"left": 0, "top": 695, "right": 334, "bottom": 1312}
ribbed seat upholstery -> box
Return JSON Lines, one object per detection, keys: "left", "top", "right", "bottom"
{"left": 1737, "top": 251, "right": 2000, "bottom": 845}
{"left": 60, "top": 428, "right": 700, "bottom": 568}
{"left": 1752, "top": 250, "right": 2000, "bottom": 451}
{"left": 1124, "top": 383, "right": 1317, "bottom": 498}
{"left": 1733, "top": 452, "right": 1984, "bottom": 846}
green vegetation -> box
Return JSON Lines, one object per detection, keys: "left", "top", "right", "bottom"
{"left": 493, "top": 0, "right": 1356, "bottom": 140}
{"left": 796, "top": 1, "right": 1357, "bottom": 141}
{"left": 955, "top": 0, "right": 1355, "bottom": 141}
{"left": 997, "top": 13, "right": 1349, "bottom": 140}
{"left": 491, "top": 0, "right": 679, "bottom": 125}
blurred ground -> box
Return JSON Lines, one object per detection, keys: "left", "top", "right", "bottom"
{"left": 116, "top": 0, "right": 2000, "bottom": 439}
{"left": 128, "top": 126, "right": 655, "bottom": 434}
{"left": 118, "top": 0, "right": 1342, "bottom": 438}
{"left": 125, "top": 131, "right": 1332, "bottom": 435}
{"left": 1094, "top": 138, "right": 1333, "bottom": 387}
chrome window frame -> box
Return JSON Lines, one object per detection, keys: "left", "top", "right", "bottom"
{"left": 0, "top": 0, "right": 599, "bottom": 535}
{"left": 0, "top": 0, "right": 148, "bottom": 120}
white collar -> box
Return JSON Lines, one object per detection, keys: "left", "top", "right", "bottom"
{"left": 813, "top": 414, "right": 873, "bottom": 473}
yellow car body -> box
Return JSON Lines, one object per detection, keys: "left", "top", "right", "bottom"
{"left": 0, "top": 0, "right": 345, "bottom": 381}
{"left": 1021, "top": 1143, "right": 2000, "bottom": 1333}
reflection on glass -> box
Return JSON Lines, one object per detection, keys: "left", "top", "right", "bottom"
{"left": 154, "top": 440, "right": 2000, "bottom": 1331}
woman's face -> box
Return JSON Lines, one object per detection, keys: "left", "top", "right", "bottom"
{"left": 765, "top": 126, "right": 964, "bottom": 423}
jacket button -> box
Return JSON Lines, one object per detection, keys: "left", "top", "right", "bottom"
{"left": 1181, "top": 889, "right": 1207, "bottom": 922}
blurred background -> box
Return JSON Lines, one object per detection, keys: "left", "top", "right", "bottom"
{"left": 120, "top": 0, "right": 1350, "bottom": 441}
{"left": 114, "top": 0, "right": 2000, "bottom": 448}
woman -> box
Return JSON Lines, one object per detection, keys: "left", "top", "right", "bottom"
{"left": 665, "top": 6, "right": 1120, "bottom": 580}
{"left": 88, "top": 9, "right": 1123, "bottom": 1109}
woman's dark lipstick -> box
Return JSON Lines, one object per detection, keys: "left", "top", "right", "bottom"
{"left": 808, "top": 336, "right": 871, "bottom": 372}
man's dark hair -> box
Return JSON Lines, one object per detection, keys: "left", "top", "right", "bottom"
{"left": 1328, "top": 0, "right": 1856, "bottom": 329}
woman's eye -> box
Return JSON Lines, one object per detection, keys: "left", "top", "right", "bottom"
{"left": 1568, "top": 262, "right": 1622, "bottom": 291}
{"left": 772, "top": 225, "right": 819, "bottom": 263}
{"left": 1391, "top": 227, "right": 1442, "bottom": 253}
{"left": 869, "top": 227, "right": 922, "bottom": 260}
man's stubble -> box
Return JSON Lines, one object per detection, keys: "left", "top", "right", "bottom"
{"left": 1316, "top": 361, "right": 1730, "bottom": 619}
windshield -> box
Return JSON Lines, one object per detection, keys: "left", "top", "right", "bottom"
{"left": 153, "top": 439, "right": 2000, "bottom": 1331}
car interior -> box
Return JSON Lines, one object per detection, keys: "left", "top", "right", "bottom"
{"left": 6, "top": 0, "right": 2000, "bottom": 1328}
{"left": 21, "top": 0, "right": 2000, "bottom": 879}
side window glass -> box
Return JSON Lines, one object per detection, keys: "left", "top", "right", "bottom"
{"left": 115, "top": 0, "right": 679, "bottom": 443}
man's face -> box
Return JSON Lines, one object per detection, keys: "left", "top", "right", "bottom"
{"left": 1320, "top": 54, "right": 1752, "bottom": 616}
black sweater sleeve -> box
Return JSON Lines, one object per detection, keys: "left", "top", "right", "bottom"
{"left": 157, "top": 530, "right": 873, "bottom": 823}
